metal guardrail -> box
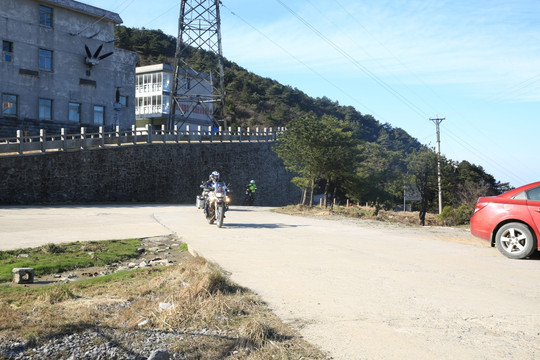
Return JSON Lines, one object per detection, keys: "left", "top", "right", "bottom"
{"left": 0, "top": 125, "right": 284, "bottom": 156}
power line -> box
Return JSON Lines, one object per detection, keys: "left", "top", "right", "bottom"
{"left": 441, "top": 125, "right": 528, "bottom": 186}
{"left": 220, "top": 2, "right": 384, "bottom": 121}
{"left": 273, "top": 0, "right": 429, "bottom": 120}
{"left": 302, "top": 1, "right": 531, "bottom": 185}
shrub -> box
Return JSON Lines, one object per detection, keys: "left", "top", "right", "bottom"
{"left": 41, "top": 243, "right": 65, "bottom": 254}
{"left": 439, "top": 204, "right": 474, "bottom": 226}
{"left": 439, "top": 205, "right": 456, "bottom": 226}
{"left": 455, "top": 203, "right": 474, "bottom": 225}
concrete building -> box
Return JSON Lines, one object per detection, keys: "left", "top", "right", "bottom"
{"left": 0, "top": 0, "right": 139, "bottom": 138}
{"left": 135, "top": 64, "right": 214, "bottom": 130}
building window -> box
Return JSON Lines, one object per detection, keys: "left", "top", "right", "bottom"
{"left": 39, "top": 98, "right": 52, "bottom": 121}
{"left": 93, "top": 105, "right": 104, "bottom": 125}
{"left": 119, "top": 95, "right": 128, "bottom": 107}
{"left": 39, "top": 49, "right": 52, "bottom": 71}
{"left": 163, "top": 72, "right": 172, "bottom": 91}
{"left": 136, "top": 72, "right": 166, "bottom": 93}
{"left": 2, "top": 94, "right": 17, "bottom": 117}
{"left": 162, "top": 94, "right": 170, "bottom": 114}
{"left": 39, "top": 5, "right": 53, "bottom": 28}
{"left": 69, "top": 103, "right": 80, "bottom": 122}
{"left": 2, "top": 41, "right": 13, "bottom": 62}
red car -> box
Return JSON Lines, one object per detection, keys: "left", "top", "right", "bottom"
{"left": 470, "top": 181, "right": 540, "bottom": 259}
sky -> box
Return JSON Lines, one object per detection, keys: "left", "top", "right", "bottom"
{"left": 84, "top": 0, "right": 540, "bottom": 188}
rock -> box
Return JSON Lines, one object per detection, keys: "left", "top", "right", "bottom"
{"left": 12, "top": 268, "right": 34, "bottom": 284}
{"left": 150, "top": 259, "right": 173, "bottom": 267}
{"left": 148, "top": 349, "right": 170, "bottom": 360}
{"left": 159, "top": 302, "right": 174, "bottom": 311}
{"left": 138, "top": 318, "right": 149, "bottom": 327}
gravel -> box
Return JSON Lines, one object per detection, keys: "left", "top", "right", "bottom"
{"left": 0, "top": 327, "right": 227, "bottom": 360}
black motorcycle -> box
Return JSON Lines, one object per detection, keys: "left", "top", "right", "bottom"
{"left": 242, "top": 186, "right": 255, "bottom": 206}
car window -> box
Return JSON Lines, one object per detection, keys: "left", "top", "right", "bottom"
{"left": 526, "top": 186, "right": 540, "bottom": 201}
{"left": 513, "top": 191, "right": 527, "bottom": 200}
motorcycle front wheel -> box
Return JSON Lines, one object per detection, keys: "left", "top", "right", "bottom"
{"left": 216, "top": 204, "right": 224, "bottom": 228}
{"left": 207, "top": 206, "right": 215, "bottom": 224}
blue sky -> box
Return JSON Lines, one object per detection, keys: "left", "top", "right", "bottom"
{"left": 86, "top": 0, "right": 540, "bottom": 188}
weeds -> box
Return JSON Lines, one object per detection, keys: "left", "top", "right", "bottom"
{"left": 41, "top": 243, "right": 65, "bottom": 254}
{"left": 0, "top": 253, "right": 328, "bottom": 359}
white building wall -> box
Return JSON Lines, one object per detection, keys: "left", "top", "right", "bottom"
{"left": 135, "top": 64, "right": 214, "bottom": 130}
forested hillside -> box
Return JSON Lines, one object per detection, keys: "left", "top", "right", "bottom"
{"left": 115, "top": 26, "right": 415, "bottom": 150}
{"left": 115, "top": 26, "right": 510, "bottom": 224}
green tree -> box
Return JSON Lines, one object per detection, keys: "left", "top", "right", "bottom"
{"left": 351, "top": 142, "right": 404, "bottom": 214}
{"left": 316, "top": 115, "right": 360, "bottom": 207}
{"left": 273, "top": 114, "right": 323, "bottom": 205}
{"left": 407, "top": 149, "right": 438, "bottom": 225}
{"left": 273, "top": 114, "right": 359, "bottom": 206}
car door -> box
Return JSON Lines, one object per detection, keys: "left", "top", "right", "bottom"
{"left": 526, "top": 186, "right": 540, "bottom": 242}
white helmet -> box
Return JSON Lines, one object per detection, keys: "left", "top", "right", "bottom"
{"left": 211, "top": 171, "right": 220, "bottom": 182}
{"left": 250, "top": 180, "right": 255, "bottom": 184}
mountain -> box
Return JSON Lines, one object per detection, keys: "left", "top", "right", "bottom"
{"left": 115, "top": 26, "right": 510, "bottom": 221}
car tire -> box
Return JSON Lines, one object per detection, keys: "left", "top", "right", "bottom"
{"left": 495, "top": 222, "right": 537, "bottom": 259}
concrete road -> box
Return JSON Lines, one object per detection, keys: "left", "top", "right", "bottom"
{"left": 1, "top": 204, "right": 539, "bottom": 360}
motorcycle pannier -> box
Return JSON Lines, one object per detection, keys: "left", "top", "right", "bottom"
{"left": 196, "top": 195, "right": 205, "bottom": 209}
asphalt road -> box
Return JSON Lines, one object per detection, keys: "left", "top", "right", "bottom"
{"left": 1, "top": 204, "right": 539, "bottom": 359}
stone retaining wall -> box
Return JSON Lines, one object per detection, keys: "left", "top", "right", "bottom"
{"left": 0, "top": 142, "right": 300, "bottom": 206}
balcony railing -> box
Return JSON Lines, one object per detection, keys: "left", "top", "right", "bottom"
{"left": 0, "top": 125, "right": 285, "bottom": 156}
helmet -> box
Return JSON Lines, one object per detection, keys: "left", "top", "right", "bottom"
{"left": 250, "top": 180, "right": 255, "bottom": 184}
{"left": 210, "top": 171, "right": 220, "bottom": 182}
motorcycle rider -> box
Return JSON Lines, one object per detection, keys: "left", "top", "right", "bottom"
{"left": 244, "top": 179, "right": 257, "bottom": 205}
{"left": 202, "top": 171, "right": 221, "bottom": 188}
{"left": 201, "top": 171, "right": 228, "bottom": 215}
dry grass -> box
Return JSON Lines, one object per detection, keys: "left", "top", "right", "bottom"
{"left": 275, "top": 204, "right": 442, "bottom": 226}
{"left": 0, "top": 254, "right": 328, "bottom": 359}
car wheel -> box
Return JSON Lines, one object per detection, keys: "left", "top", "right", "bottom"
{"left": 495, "top": 222, "right": 537, "bottom": 259}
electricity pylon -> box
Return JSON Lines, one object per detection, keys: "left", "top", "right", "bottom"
{"left": 168, "top": 0, "right": 226, "bottom": 130}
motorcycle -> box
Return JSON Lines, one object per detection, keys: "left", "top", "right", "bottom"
{"left": 242, "top": 186, "right": 255, "bottom": 206}
{"left": 197, "top": 181, "right": 231, "bottom": 228}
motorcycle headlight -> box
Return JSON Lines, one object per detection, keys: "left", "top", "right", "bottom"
{"left": 226, "top": 196, "right": 231, "bottom": 203}
{"left": 216, "top": 192, "right": 224, "bottom": 198}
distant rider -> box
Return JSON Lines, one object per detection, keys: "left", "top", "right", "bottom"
{"left": 244, "top": 180, "right": 256, "bottom": 205}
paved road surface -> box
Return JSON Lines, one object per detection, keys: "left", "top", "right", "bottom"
{"left": 1, "top": 204, "right": 539, "bottom": 359}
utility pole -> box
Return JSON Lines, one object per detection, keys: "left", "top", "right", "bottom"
{"left": 430, "top": 117, "right": 445, "bottom": 215}
{"left": 169, "top": 0, "right": 226, "bottom": 130}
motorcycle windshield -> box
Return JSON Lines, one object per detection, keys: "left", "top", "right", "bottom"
{"left": 214, "top": 182, "right": 227, "bottom": 194}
